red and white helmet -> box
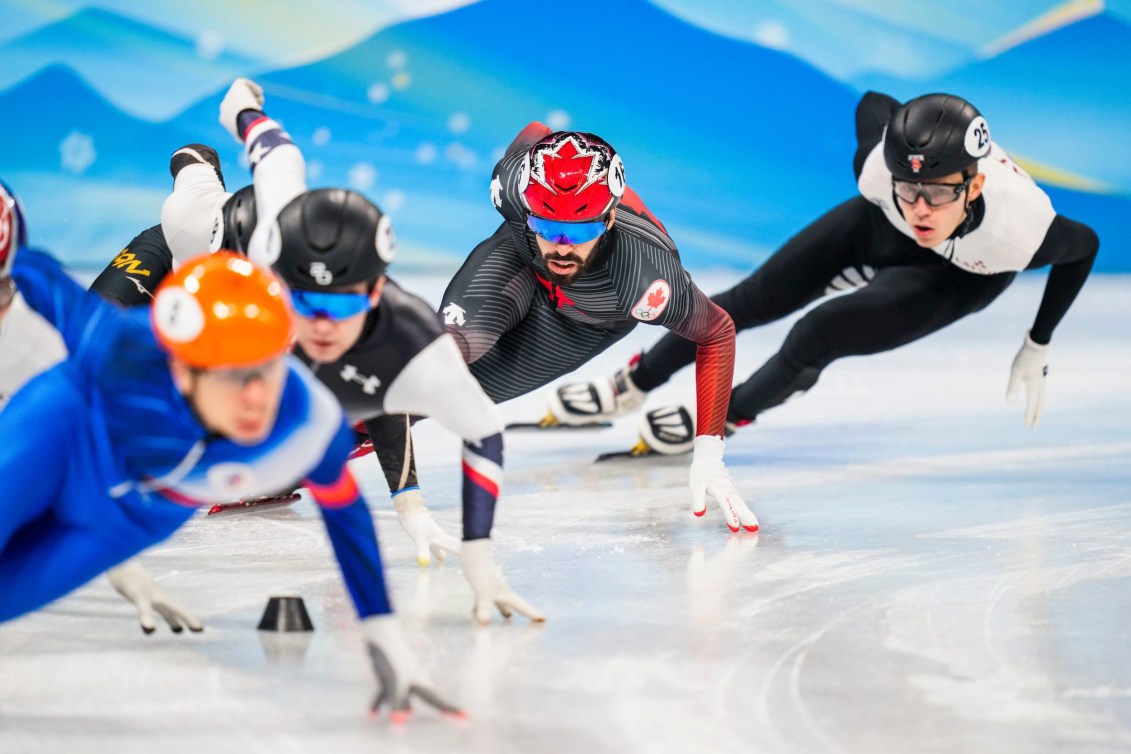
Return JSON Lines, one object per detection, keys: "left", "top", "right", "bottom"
{"left": 520, "top": 131, "right": 626, "bottom": 222}
{"left": 1, "top": 180, "right": 28, "bottom": 278}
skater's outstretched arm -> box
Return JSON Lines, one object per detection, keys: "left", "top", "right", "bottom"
{"left": 1007, "top": 215, "right": 1100, "bottom": 428}
{"left": 305, "top": 418, "right": 462, "bottom": 716}
{"left": 382, "top": 335, "right": 546, "bottom": 624}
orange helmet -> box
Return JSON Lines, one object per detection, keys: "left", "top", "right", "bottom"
{"left": 151, "top": 251, "right": 294, "bottom": 368}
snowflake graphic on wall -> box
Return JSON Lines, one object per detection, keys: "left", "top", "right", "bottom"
{"left": 60, "top": 131, "right": 96, "bottom": 175}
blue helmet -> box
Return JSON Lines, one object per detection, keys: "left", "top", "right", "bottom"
{"left": 0, "top": 179, "right": 28, "bottom": 277}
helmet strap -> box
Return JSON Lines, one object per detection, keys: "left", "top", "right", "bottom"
{"left": 956, "top": 165, "right": 978, "bottom": 231}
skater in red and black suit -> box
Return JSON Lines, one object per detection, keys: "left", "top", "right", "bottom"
{"left": 429, "top": 124, "right": 757, "bottom": 533}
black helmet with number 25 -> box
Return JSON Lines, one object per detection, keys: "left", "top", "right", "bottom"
{"left": 883, "top": 93, "right": 990, "bottom": 181}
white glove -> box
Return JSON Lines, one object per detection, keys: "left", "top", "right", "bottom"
{"left": 462, "top": 539, "right": 545, "bottom": 625}
{"left": 106, "top": 559, "right": 203, "bottom": 634}
{"left": 218, "top": 77, "right": 265, "bottom": 143}
{"left": 1006, "top": 333, "right": 1049, "bottom": 429}
{"left": 392, "top": 488, "right": 462, "bottom": 567}
{"left": 548, "top": 364, "right": 645, "bottom": 425}
{"left": 361, "top": 614, "right": 463, "bottom": 720}
{"left": 689, "top": 435, "right": 759, "bottom": 533}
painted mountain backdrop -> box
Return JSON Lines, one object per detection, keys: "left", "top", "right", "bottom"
{"left": 0, "top": 0, "right": 1126, "bottom": 272}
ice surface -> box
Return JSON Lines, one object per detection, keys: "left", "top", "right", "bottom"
{"left": 1, "top": 272, "right": 1129, "bottom": 753}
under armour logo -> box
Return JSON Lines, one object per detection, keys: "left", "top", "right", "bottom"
{"left": 443, "top": 302, "right": 466, "bottom": 327}
{"left": 340, "top": 364, "right": 381, "bottom": 394}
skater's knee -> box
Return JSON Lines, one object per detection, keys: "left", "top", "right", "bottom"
{"left": 782, "top": 310, "right": 847, "bottom": 369}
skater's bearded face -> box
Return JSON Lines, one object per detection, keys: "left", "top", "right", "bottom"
{"left": 171, "top": 355, "right": 289, "bottom": 445}
{"left": 894, "top": 170, "right": 985, "bottom": 248}
{"left": 530, "top": 210, "right": 616, "bottom": 286}
{"left": 291, "top": 279, "right": 385, "bottom": 364}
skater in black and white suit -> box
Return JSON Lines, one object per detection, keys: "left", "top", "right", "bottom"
{"left": 552, "top": 91, "right": 1099, "bottom": 450}
{"left": 158, "top": 79, "right": 545, "bottom": 627}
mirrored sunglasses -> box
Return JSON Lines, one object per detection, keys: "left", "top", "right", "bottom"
{"left": 892, "top": 178, "right": 970, "bottom": 208}
{"left": 526, "top": 215, "right": 608, "bottom": 245}
{"left": 291, "top": 289, "right": 372, "bottom": 320}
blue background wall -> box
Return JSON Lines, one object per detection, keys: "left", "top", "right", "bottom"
{"left": 1, "top": 0, "right": 1127, "bottom": 272}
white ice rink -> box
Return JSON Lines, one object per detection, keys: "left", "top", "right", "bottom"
{"left": 1, "top": 271, "right": 1129, "bottom": 753}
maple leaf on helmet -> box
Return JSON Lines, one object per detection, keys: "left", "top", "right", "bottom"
{"left": 520, "top": 131, "right": 626, "bottom": 222}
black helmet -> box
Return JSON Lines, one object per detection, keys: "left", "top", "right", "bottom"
{"left": 271, "top": 188, "right": 395, "bottom": 289}
{"left": 211, "top": 185, "right": 257, "bottom": 255}
{"left": 884, "top": 93, "right": 990, "bottom": 181}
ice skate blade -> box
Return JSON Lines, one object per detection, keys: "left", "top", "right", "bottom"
{"left": 206, "top": 492, "right": 301, "bottom": 516}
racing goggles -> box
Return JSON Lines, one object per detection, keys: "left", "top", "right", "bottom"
{"left": 526, "top": 215, "right": 608, "bottom": 245}
{"left": 892, "top": 178, "right": 970, "bottom": 208}
{"left": 291, "top": 289, "right": 372, "bottom": 320}
{"left": 195, "top": 356, "right": 286, "bottom": 387}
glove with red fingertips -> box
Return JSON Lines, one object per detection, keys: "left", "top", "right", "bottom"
{"left": 361, "top": 614, "right": 465, "bottom": 721}
{"left": 688, "top": 435, "right": 759, "bottom": 533}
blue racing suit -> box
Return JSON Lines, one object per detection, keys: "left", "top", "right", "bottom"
{"left": 0, "top": 249, "right": 393, "bottom": 621}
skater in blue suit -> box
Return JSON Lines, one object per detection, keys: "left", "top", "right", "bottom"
{"left": 0, "top": 243, "right": 458, "bottom": 718}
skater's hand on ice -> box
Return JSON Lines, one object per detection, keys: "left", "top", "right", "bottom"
{"left": 219, "top": 77, "right": 265, "bottom": 143}
{"left": 107, "top": 559, "right": 203, "bottom": 634}
{"left": 462, "top": 539, "right": 546, "bottom": 625}
{"left": 362, "top": 615, "right": 465, "bottom": 722}
{"left": 689, "top": 435, "right": 759, "bottom": 533}
{"left": 392, "top": 488, "right": 461, "bottom": 567}
{"left": 1006, "top": 333, "right": 1049, "bottom": 429}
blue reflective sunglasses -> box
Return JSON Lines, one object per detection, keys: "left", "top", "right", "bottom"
{"left": 291, "top": 289, "right": 372, "bottom": 320}
{"left": 526, "top": 215, "right": 608, "bottom": 245}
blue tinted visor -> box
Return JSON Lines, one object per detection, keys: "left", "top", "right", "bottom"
{"left": 526, "top": 216, "right": 607, "bottom": 245}
{"left": 291, "top": 289, "right": 371, "bottom": 320}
